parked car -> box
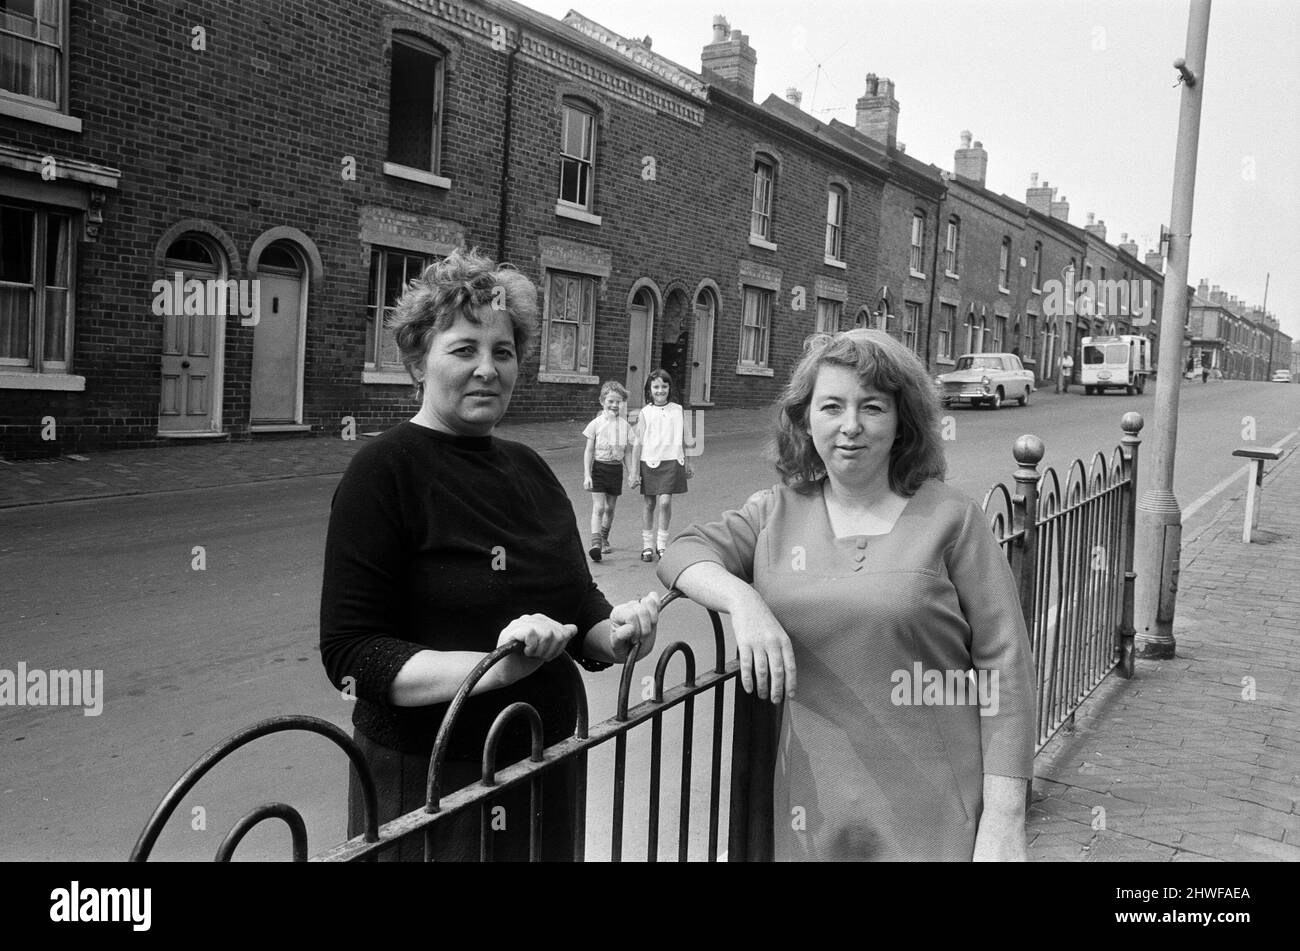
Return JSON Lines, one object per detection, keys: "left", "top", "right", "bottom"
{"left": 1271, "top": 369, "right": 1293, "bottom": 383}
{"left": 935, "top": 353, "right": 1035, "bottom": 409}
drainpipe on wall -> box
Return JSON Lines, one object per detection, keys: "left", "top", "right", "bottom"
{"left": 496, "top": 22, "right": 521, "bottom": 265}
{"left": 924, "top": 184, "right": 946, "bottom": 372}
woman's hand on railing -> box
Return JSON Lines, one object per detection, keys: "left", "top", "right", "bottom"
{"left": 493, "top": 614, "right": 578, "bottom": 686}
{"left": 731, "top": 592, "right": 797, "bottom": 704}
{"left": 607, "top": 591, "right": 662, "bottom": 664}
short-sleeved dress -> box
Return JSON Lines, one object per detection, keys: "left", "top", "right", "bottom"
{"left": 658, "top": 478, "right": 1036, "bottom": 861}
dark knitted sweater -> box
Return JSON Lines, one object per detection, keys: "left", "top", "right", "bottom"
{"left": 320, "top": 422, "right": 613, "bottom": 758}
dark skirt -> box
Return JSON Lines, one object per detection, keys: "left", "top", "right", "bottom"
{"left": 589, "top": 460, "right": 623, "bottom": 496}
{"left": 639, "top": 460, "right": 687, "bottom": 496}
{"left": 346, "top": 728, "right": 581, "bottom": 862}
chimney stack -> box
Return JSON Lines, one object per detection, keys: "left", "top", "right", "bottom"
{"left": 1026, "top": 173, "right": 1054, "bottom": 215}
{"left": 953, "top": 131, "right": 988, "bottom": 186}
{"left": 1050, "top": 194, "right": 1070, "bottom": 222}
{"left": 1145, "top": 249, "right": 1164, "bottom": 272}
{"left": 1197, "top": 278, "right": 1209, "bottom": 299}
{"left": 855, "top": 72, "right": 900, "bottom": 149}
{"left": 1118, "top": 233, "right": 1139, "bottom": 257}
{"left": 701, "top": 16, "right": 757, "bottom": 100}
{"left": 1084, "top": 213, "right": 1107, "bottom": 242}
{"left": 785, "top": 86, "right": 802, "bottom": 108}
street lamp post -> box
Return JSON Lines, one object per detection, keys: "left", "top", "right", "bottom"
{"left": 1134, "top": 0, "right": 1212, "bottom": 659}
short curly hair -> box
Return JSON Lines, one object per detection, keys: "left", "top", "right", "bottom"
{"left": 773, "top": 329, "right": 947, "bottom": 495}
{"left": 388, "top": 248, "right": 540, "bottom": 395}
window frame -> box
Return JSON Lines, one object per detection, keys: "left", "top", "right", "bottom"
{"left": 909, "top": 212, "right": 926, "bottom": 276}
{"left": 815, "top": 297, "right": 842, "bottom": 335}
{"left": 739, "top": 284, "right": 772, "bottom": 367}
{"left": 557, "top": 99, "right": 598, "bottom": 212}
{"left": 751, "top": 156, "right": 775, "bottom": 241}
{"left": 944, "top": 218, "right": 960, "bottom": 276}
{"left": 903, "top": 301, "right": 920, "bottom": 352}
{"left": 1031, "top": 242, "right": 1042, "bottom": 292}
{"left": 824, "top": 185, "right": 845, "bottom": 262}
{"left": 998, "top": 237, "right": 1011, "bottom": 292}
{"left": 540, "top": 268, "right": 598, "bottom": 377}
{"left": 386, "top": 33, "right": 447, "bottom": 177}
{"left": 0, "top": 0, "right": 69, "bottom": 113}
{"left": 0, "top": 200, "right": 75, "bottom": 374}
{"left": 365, "top": 247, "right": 435, "bottom": 372}
{"left": 937, "top": 302, "right": 956, "bottom": 361}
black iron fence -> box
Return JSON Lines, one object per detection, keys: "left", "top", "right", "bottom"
{"left": 132, "top": 413, "right": 1141, "bottom": 861}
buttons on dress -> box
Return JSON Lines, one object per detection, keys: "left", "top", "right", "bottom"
{"left": 854, "top": 553, "right": 866, "bottom": 563}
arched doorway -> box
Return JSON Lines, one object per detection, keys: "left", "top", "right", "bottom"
{"left": 250, "top": 241, "right": 309, "bottom": 425}
{"left": 660, "top": 288, "right": 690, "bottom": 401}
{"left": 158, "top": 235, "right": 227, "bottom": 435}
{"left": 690, "top": 285, "right": 718, "bottom": 404}
{"left": 625, "top": 284, "right": 657, "bottom": 411}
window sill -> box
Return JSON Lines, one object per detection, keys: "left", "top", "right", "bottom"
{"left": 748, "top": 235, "right": 778, "bottom": 251}
{"left": 249, "top": 423, "right": 311, "bottom": 433}
{"left": 998, "top": 286, "right": 1010, "bottom": 295}
{"left": 909, "top": 269, "right": 926, "bottom": 279}
{"left": 823, "top": 256, "right": 846, "bottom": 270}
{"left": 383, "top": 163, "right": 451, "bottom": 189}
{"left": 538, "top": 371, "right": 599, "bottom": 385}
{"left": 362, "top": 369, "right": 412, "bottom": 385}
{"left": 157, "top": 431, "right": 228, "bottom": 440}
{"left": 936, "top": 357, "right": 955, "bottom": 367}
{"left": 736, "top": 364, "right": 775, "bottom": 377}
{"left": 555, "top": 203, "right": 602, "bottom": 225}
{"left": 944, "top": 270, "right": 960, "bottom": 280}
{"left": 0, "top": 372, "right": 85, "bottom": 391}
{"left": 690, "top": 401, "right": 715, "bottom": 408}
{"left": 0, "top": 97, "right": 82, "bottom": 133}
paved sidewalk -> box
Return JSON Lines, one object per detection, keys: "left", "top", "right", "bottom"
{"left": 0, "top": 407, "right": 771, "bottom": 508}
{"left": 1027, "top": 449, "right": 1300, "bottom": 861}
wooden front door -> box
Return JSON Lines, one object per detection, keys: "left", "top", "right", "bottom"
{"left": 159, "top": 266, "right": 219, "bottom": 434}
{"left": 250, "top": 271, "right": 304, "bottom": 423}
{"left": 690, "top": 298, "right": 714, "bottom": 404}
{"left": 626, "top": 302, "right": 652, "bottom": 411}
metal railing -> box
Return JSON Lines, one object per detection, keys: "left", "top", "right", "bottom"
{"left": 980, "top": 412, "right": 1143, "bottom": 750}
{"left": 131, "top": 591, "right": 779, "bottom": 862}
{"left": 132, "top": 414, "right": 1142, "bottom": 861}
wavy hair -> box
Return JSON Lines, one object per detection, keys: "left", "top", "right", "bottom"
{"left": 388, "top": 247, "right": 539, "bottom": 397}
{"left": 773, "top": 329, "right": 947, "bottom": 495}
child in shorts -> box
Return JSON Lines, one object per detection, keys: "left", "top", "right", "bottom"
{"left": 582, "top": 381, "right": 636, "bottom": 562}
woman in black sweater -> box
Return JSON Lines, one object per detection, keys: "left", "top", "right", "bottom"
{"left": 320, "top": 249, "right": 660, "bottom": 860}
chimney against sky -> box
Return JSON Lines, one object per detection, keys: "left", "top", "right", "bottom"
{"left": 855, "top": 72, "right": 899, "bottom": 149}
{"left": 953, "top": 131, "right": 988, "bottom": 185}
{"left": 1145, "top": 250, "right": 1164, "bottom": 272}
{"left": 1085, "top": 212, "right": 1107, "bottom": 242}
{"left": 785, "top": 87, "right": 802, "bottom": 108}
{"left": 1050, "top": 193, "right": 1070, "bottom": 222}
{"left": 1026, "top": 173, "right": 1054, "bottom": 215}
{"left": 1118, "top": 233, "right": 1139, "bottom": 257}
{"left": 701, "top": 16, "right": 757, "bottom": 100}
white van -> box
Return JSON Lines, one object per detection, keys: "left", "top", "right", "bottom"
{"left": 1081, "top": 335, "right": 1152, "bottom": 395}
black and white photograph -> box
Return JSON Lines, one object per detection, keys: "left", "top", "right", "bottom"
{"left": 0, "top": 0, "right": 1293, "bottom": 927}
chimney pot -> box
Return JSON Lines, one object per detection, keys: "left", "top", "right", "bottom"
{"left": 1030, "top": 172, "right": 1039, "bottom": 186}
{"left": 785, "top": 86, "right": 802, "bottom": 107}
{"left": 855, "top": 71, "right": 899, "bottom": 149}
{"left": 1087, "top": 212, "right": 1095, "bottom": 224}
{"left": 960, "top": 129, "right": 972, "bottom": 148}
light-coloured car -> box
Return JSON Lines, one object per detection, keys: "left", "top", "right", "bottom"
{"left": 936, "top": 353, "right": 1035, "bottom": 409}
{"left": 1271, "top": 369, "right": 1292, "bottom": 383}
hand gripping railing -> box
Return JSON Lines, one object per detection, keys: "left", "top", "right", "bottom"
{"left": 130, "top": 589, "right": 777, "bottom": 862}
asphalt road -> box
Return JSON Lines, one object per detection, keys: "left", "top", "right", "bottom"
{"left": 1, "top": 379, "right": 1296, "bottom": 860}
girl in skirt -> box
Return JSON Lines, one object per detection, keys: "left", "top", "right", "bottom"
{"left": 582, "top": 381, "right": 636, "bottom": 561}
{"left": 631, "top": 369, "right": 693, "bottom": 561}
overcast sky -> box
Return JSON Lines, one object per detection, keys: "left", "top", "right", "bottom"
{"left": 522, "top": 0, "right": 1300, "bottom": 340}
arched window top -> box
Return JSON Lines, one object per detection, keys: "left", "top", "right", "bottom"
{"left": 165, "top": 237, "right": 216, "bottom": 267}
{"left": 259, "top": 242, "right": 301, "bottom": 272}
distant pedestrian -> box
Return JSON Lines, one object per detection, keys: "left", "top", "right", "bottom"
{"left": 631, "top": 369, "right": 693, "bottom": 562}
{"left": 582, "top": 381, "right": 636, "bottom": 561}
{"left": 1060, "top": 353, "right": 1074, "bottom": 393}
{"left": 1201, "top": 365, "right": 1209, "bottom": 384}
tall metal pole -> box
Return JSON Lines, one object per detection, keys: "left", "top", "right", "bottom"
{"left": 1134, "top": 0, "right": 1212, "bottom": 658}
